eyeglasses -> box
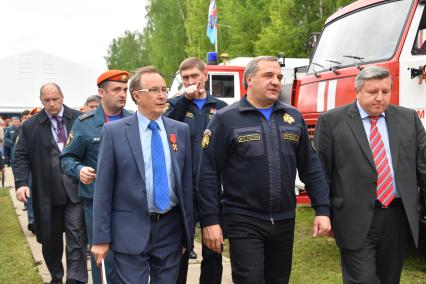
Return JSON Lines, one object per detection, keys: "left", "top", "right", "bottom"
{"left": 134, "top": 87, "right": 169, "bottom": 95}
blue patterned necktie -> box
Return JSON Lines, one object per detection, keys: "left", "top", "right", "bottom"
{"left": 148, "top": 121, "right": 170, "bottom": 211}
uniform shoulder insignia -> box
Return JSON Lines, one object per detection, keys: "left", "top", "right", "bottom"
{"left": 201, "top": 129, "right": 212, "bottom": 149}
{"left": 65, "top": 131, "right": 74, "bottom": 147}
{"left": 78, "top": 111, "right": 94, "bottom": 121}
{"left": 283, "top": 113, "right": 295, "bottom": 124}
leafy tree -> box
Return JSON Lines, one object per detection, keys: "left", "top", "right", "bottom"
{"left": 183, "top": 0, "right": 212, "bottom": 59}
{"left": 105, "top": 0, "right": 359, "bottom": 77}
{"left": 105, "top": 30, "right": 149, "bottom": 72}
{"left": 219, "top": 0, "right": 270, "bottom": 58}
{"left": 144, "top": 0, "right": 188, "bottom": 83}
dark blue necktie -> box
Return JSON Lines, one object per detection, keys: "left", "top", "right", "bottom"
{"left": 148, "top": 121, "right": 170, "bottom": 211}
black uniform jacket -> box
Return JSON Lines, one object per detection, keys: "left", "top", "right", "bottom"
{"left": 165, "top": 94, "right": 227, "bottom": 183}
{"left": 198, "top": 97, "right": 330, "bottom": 227}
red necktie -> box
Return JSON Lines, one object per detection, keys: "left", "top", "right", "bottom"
{"left": 369, "top": 116, "right": 394, "bottom": 207}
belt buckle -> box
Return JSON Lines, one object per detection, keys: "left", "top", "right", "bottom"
{"left": 150, "top": 213, "right": 161, "bottom": 222}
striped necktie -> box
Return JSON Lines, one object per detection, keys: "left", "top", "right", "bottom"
{"left": 369, "top": 116, "right": 394, "bottom": 207}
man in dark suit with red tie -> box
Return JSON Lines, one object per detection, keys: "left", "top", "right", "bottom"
{"left": 314, "top": 66, "right": 426, "bottom": 284}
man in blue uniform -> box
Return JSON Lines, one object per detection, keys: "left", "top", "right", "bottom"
{"left": 4, "top": 116, "right": 21, "bottom": 166}
{"left": 60, "top": 70, "right": 132, "bottom": 284}
{"left": 165, "top": 57, "right": 227, "bottom": 284}
{"left": 198, "top": 56, "right": 331, "bottom": 284}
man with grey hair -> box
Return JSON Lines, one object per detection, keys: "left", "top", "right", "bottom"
{"left": 91, "top": 66, "right": 193, "bottom": 283}
{"left": 198, "top": 56, "right": 331, "bottom": 284}
{"left": 13, "top": 82, "right": 87, "bottom": 284}
{"left": 314, "top": 65, "right": 426, "bottom": 283}
{"left": 83, "top": 94, "right": 101, "bottom": 112}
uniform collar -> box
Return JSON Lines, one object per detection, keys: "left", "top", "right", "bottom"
{"left": 238, "top": 96, "right": 288, "bottom": 113}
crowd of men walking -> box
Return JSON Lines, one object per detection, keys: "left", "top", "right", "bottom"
{"left": 7, "top": 56, "right": 426, "bottom": 284}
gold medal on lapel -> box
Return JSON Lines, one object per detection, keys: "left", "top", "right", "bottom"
{"left": 65, "top": 131, "right": 74, "bottom": 147}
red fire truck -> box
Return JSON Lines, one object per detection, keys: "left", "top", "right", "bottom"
{"left": 293, "top": 0, "right": 426, "bottom": 246}
{"left": 293, "top": 0, "right": 426, "bottom": 133}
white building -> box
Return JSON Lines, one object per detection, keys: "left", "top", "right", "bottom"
{"left": 0, "top": 50, "right": 104, "bottom": 113}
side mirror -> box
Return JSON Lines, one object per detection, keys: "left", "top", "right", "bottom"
{"left": 278, "top": 52, "right": 285, "bottom": 67}
{"left": 308, "top": 32, "right": 320, "bottom": 60}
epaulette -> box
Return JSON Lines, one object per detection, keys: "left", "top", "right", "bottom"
{"left": 78, "top": 110, "right": 95, "bottom": 121}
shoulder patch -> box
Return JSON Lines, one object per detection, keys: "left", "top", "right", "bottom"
{"left": 78, "top": 111, "right": 94, "bottom": 121}
{"left": 283, "top": 113, "right": 295, "bottom": 124}
{"left": 201, "top": 129, "right": 212, "bottom": 149}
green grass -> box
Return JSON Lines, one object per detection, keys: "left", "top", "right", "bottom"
{"left": 291, "top": 207, "right": 426, "bottom": 283}
{"left": 0, "top": 188, "right": 43, "bottom": 284}
{"left": 197, "top": 206, "right": 426, "bottom": 283}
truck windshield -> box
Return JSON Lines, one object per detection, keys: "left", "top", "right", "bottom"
{"left": 308, "top": 0, "right": 412, "bottom": 74}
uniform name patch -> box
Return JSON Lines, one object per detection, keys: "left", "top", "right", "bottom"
{"left": 92, "top": 137, "right": 100, "bottom": 142}
{"left": 237, "top": 133, "right": 261, "bottom": 143}
{"left": 283, "top": 133, "right": 299, "bottom": 142}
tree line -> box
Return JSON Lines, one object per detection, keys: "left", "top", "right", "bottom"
{"left": 105, "top": 0, "right": 356, "bottom": 84}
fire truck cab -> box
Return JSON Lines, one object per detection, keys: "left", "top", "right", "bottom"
{"left": 293, "top": 0, "right": 426, "bottom": 132}
{"left": 293, "top": 0, "right": 426, "bottom": 246}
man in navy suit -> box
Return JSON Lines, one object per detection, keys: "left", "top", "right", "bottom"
{"left": 91, "top": 66, "right": 193, "bottom": 283}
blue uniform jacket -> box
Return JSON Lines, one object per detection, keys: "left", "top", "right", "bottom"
{"left": 60, "top": 106, "right": 133, "bottom": 200}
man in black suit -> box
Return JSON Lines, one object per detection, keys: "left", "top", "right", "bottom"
{"left": 314, "top": 66, "right": 426, "bottom": 284}
{"left": 13, "top": 82, "right": 87, "bottom": 284}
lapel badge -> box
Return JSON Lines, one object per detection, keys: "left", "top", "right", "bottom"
{"left": 65, "top": 131, "right": 74, "bottom": 147}
{"left": 283, "top": 113, "right": 295, "bottom": 124}
{"left": 169, "top": 133, "right": 177, "bottom": 152}
{"left": 210, "top": 108, "right": 217, "bottom": 114}
{"left": 201, "top": 129, "right": 212, "bottom": 149}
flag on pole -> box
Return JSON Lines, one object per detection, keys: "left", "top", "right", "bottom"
{"left": 207, "top": 0, "right": 217, "bottom": 45}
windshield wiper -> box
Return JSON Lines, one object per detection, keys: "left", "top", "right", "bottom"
{"left": 310, "top": 62, "right": 325, "bottom": 78}
{"left": 343, "top": 55, "right": 364, "bottom": 70}
{"left": 325, "top": 59, "right": 342, "bottom": 75}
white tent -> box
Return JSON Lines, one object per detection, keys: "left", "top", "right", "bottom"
{"left": 0, "top": 50, "right": 104, "bottom": 113}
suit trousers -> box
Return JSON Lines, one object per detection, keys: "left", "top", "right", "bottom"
{"left": 83, "top": 199, "right": 118, "bottom": 284}
{"left": 339, "top": 204, "right": 410, "bottom": 284}
{"left": 224, "top": 214, "right": 295, "bottom": 284}
{"left": 114, "top": 207, "right": 183, "bottom": 284}
{"left": 41, "top": 200, "right": 87, "bottom": 282}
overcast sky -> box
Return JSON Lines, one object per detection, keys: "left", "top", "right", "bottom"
{"left": 0, "top": 0, "right": 148, "bottom": 71}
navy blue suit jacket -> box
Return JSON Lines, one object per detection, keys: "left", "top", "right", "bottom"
{"left": 92, "top": 114, "right": 193, "bottom": 254}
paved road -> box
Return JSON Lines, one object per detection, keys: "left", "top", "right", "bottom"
{"left": 5, "top": 167, "right": 232, "bottom": 283}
